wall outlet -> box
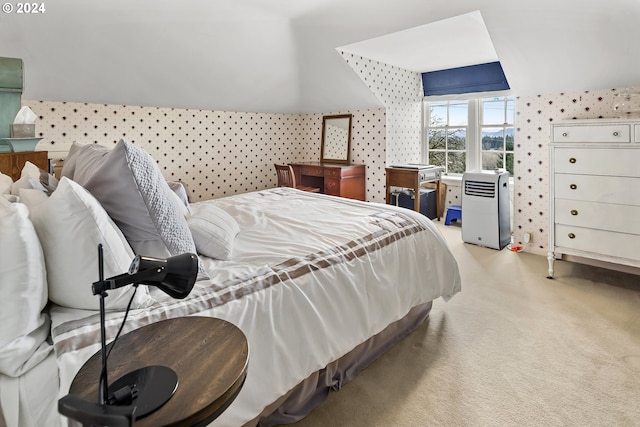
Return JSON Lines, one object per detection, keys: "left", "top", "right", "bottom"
{"left": 524, "top": 231, "right": 533, "bottom": 243}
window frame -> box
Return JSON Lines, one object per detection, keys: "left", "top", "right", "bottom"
{"left": 423, "top": 95, "right": 514, "bottom": 176}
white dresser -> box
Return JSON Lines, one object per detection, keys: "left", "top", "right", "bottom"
{"left": 548, "top": 119, "right": 640, "bottom": 278}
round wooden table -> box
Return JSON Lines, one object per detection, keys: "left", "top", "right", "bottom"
{"left": 69, "top": 316, "right": 248, "bottom": 427}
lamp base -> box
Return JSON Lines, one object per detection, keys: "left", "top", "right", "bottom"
{"left": 109, "top": 365, "right": 178, "bottom": 418}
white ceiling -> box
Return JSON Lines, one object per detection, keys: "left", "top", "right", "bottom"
{"left": 339, "top": 11, "right": 499, "bottom": 73}
{"left": 1, "top": 0, "right": 639, "bottom": 113}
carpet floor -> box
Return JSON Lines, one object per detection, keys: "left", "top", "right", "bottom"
{"left": 289, "top": 222, "right": 640, "bottom": 427}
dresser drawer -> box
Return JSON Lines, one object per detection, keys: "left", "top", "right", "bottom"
{"left": 553, "top": 147, "right": 640, "bottom": 177}
{"left": 555, "top": 224, "right": 640, "bottom": 261}
{"left": 324, "top": 167, "right": 344, "bottom": 178}
{"left": 555, "top": 199, "right": 640, "bottom": 235}
{"left": 553, "top": 124, "right": 631, "bottom": 143}
{"left": 554, "top": 174, "right": 640, "bottom": 206}
{"left": 300, "top": 165, "right": 325, "bottom": 177}
{"left": 325, "top": 164, "right": 364, "bottom": 178}
{"left": 324, "top": 177, "right": 340, "bottom": 196}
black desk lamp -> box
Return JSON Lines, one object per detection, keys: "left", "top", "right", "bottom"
{"left": 59, "top": 245, "right": 198, "bottom": 426}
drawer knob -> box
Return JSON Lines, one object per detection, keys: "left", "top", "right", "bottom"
{"left": 569, "top": 157, "right": 577, "bottom": 164}
{"left": 613, "top": 131, "right": 619, "bottom": 137}
{"left": 568, "top": 233, "right": 576, "bottom": 239}
{"left": 570, "top": 209, "right": 578, "bottom": 216}
{"left": 562, "top": 132, "right": 568, "bottom": 137}
{"left": 570, "top": 184, "right": 577, "bottom": 190}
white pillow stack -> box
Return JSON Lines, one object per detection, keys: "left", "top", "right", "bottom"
{"left": 27, "top": 177, "right": 154, "bottom": 310}
{"left": 0, "top": 172, "right": 12, "bottom": 194}
{"left": 11, "top": 161, "right": 58, "bottom": 196}
{"left": 0, "top": 197, "right": 52, "bottom": 377}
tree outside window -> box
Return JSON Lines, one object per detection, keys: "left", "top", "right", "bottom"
{"left": 425, "top": 96, "right": 514, "bottom": 176}
{"left": 481, "top": 97, "right": 514, "bottom": 175}
{"left": 427, "top": 101, "right": 468, "bottom": 174}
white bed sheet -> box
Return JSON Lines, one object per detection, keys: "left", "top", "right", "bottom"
{"left": 0, "top": 350, "right": 59, "bottom": 427}
{"left": 49, "top": 188, "right": 461, "bottom": 427}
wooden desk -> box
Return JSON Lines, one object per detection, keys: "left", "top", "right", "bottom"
{"left": 386, "top": 166, "right": 442, "bottom": 220}
{"left": 290, "top": 162, "right": 365, "bottom": 201}
{"left": 69, "top": 317, "right": 248, "bottom": 427}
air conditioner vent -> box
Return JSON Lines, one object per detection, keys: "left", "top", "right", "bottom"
{"left": 464, "top": 180, "right": 496, "bottom": 198}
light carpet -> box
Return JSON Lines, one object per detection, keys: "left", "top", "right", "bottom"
{"left": 290, "top": 222, "right": 640, "bottom": 427}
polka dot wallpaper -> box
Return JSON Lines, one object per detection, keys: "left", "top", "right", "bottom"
{"left": 24, "top": 85, "right": 631, "bottom": 258}
{"left": 24, "top": 100, "right": 387, "bottom": 203}
{"left": 339, "top": 51, "right": 422, "bottom": 166}
{"left": 301, "top": 111, "right": 387, "bottom": 203}
{"left": 514, "top": 87, "right": 626, "bottom": 255}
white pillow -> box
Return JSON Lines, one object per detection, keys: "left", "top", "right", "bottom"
{"left": 187, "top": 203, "right": 239, "bottom": 260}
{"left": 11, "top": 162, "right": 43, "bottom": 195}
{"left": 1, "top": 194, "right": 19, "bottom": 203}
{"left": 0, "top": 197, "right": 52, "bottom": 377}
{"left": 18, "top": 188, "right": 48, "bottom": 208}
{"left": 0, "top": 172, "right": 12, "bottom": 194}
{"left": 29, "top": 177, "right": 154, "bottom": 311}
{"left": 10, "top": 161, "right": 58, "bottom": 196}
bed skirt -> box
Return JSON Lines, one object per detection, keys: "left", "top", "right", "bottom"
{"left": 246, "top": 301, "right": 433, "bottom": 427}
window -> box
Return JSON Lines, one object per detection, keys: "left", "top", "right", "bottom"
{"left": 425, "top": 100, "right": 469, "bottom": 174}
{"left": 424, "top": 96, "right": 514, "bottom": 176}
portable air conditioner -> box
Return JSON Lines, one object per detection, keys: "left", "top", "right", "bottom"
{"left": 461, "top": 170, "right": 511, "bottom": 250}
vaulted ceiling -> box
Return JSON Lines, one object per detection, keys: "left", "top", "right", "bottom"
{"left": 2, "top": 0, "right": 639, "bottom": 113}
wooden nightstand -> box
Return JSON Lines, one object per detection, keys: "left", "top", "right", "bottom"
{"left": 0, "top": 150, "right": 48, "bottom": 180}
{"left": 69, "top": 317, "right": 248, "bottom": 427}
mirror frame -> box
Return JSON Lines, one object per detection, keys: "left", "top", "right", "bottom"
{"left": 320, "top": 114, "right": 352, "bottom": 164}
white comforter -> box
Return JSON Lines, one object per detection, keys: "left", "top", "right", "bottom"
{"left": 50, "top": 188, "right": 461, "bottom": 427}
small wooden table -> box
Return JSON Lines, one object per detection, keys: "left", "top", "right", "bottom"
{"left": 69, "top": 317, "right": 248, "bottom": 427}
{"left": 385, "top": 166, "right": 443, "bottom": 220}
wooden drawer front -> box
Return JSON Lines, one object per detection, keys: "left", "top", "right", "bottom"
{"left": 554, "top": 174, "right": 640, "bottom": 206}
{"left": 555, "top": 224, "right": 640, "bottom": 261}
{"left": 324, "top": 167, "right": 344, "bottom": 178}
{"left": 386, "top": 168, "right": 418, "bottom": 188}
{"left": 553, "top": 147, "right": 640, "bottom": 177}
{"left": 300, "top": 165, "right": 325, "bottom": 177}
{"left": 324, "top": 177, "right": 340, "bottom": 196}
{"left": 555, "top": 199, "right": 640, "bottom": 235}
{"left": 326, "top": 164, "right": 364, "bottom": 178}
{"left": 553, "top": 124, "right": 630, "bottom": 143}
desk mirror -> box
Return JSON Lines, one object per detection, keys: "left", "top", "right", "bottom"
{"left": 321, "top": 114, "right": 352, "bottom": 164}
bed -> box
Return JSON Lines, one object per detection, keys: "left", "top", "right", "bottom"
{"left": 0, "top": 139, "right": 461, "bottom": 427}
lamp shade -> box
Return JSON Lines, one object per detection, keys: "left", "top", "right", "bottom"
{"left": 129, "top": 253, "right": 198, "bottom": 299}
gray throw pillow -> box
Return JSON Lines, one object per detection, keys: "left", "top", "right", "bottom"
{"left": 80, "top": 139, "right": 207, "bottom": 279}
{"left": 61, "top": 142, "right": 110, "bottom": 181}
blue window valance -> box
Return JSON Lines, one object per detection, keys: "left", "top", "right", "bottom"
{"left": 422, "top": 61, "right": 509, "bottom": 96}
